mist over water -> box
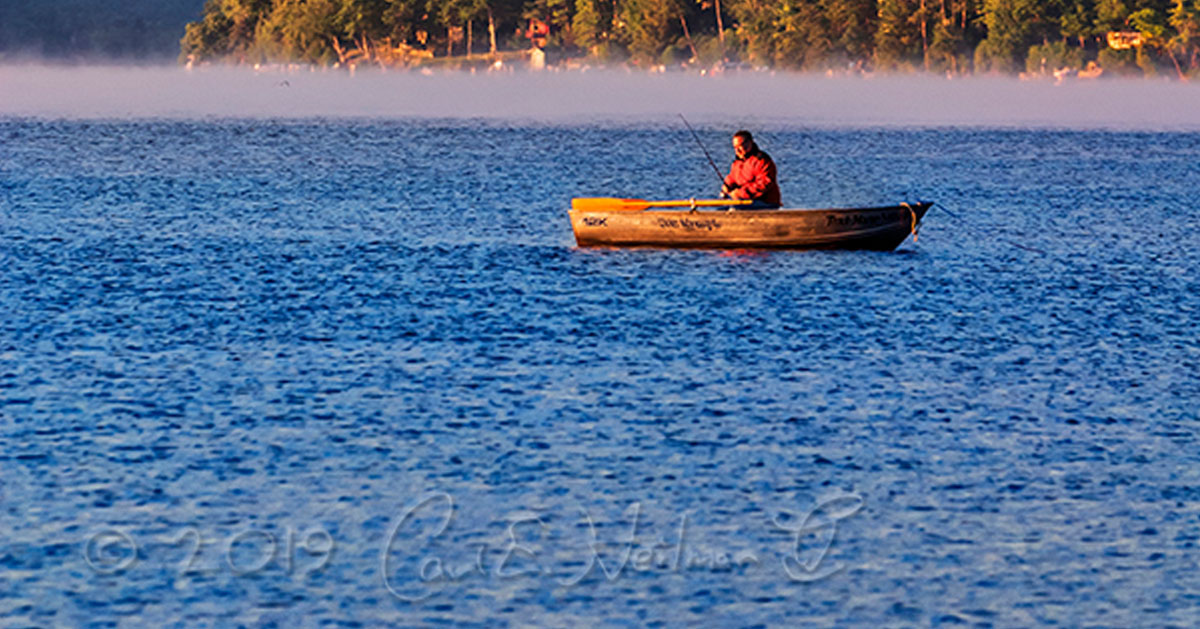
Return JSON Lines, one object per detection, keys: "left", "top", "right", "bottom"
{"left": 2, "top": 64, "right": 1200, "bottom": 128}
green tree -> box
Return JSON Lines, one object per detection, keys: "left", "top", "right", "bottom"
{"left": 1059, "top": 0, "right": 1095, "bottom": 46}
{"left": 974, "top": 0, "right": 1042, "bottom": 73}
{"left": 724, "top": 0, "right": 883, "bottom": 70}
{"left": 771, "top": 1, "right": 829, "bottom": 70}
{"left": 823, "top": 0, "right": 877, "bottom": 65}
{"left": 929, "top": 15, "right": 965, "bottom": 72}
{"left": 1094, "top": 0, "right": 1131, "bottom": 32}
{"left": 378, "top": 0, "right": 434, "bottom": 47}
{"left": 618, "top": 0, "right": 684, "bottom": 65}
{"left": 335, "top": 0, "right": 389, "bottom": 42}
{"left": 225, "top": 0, "right": 275, "bottom": 45}
{"left": 1129, "top": 5, "right": 1192, "bottom": 76}
{"left": 431, "top": 0, "right": 483, "bottom": 55}
{"left": 1128, "top": 7, "right": 1164, "bottom": 73}
{"left": 257, "top": 0, "right": 342, "bottom": 64}
{"left": 574, "top": 0, "right": 608, "bottom": 50}
{"left": 926, "top": 0, "right": 982, "bottom": 73}
{"left": 875, "top": 0, "right": 922, "bottom": 70}
{"left": 726, "top": 0, "right": 779, "bottom": 66}
{"left": 181, "top": 1, "right": 234, "bottom": 62}
{"left": 181, "top": 0, "right": 273, "bottom": 63}
{"left": 1025, "top": 39, "right": 1084, "bottom": 73}
{"left": 1168, "top": 0, "right": 1200, "bottom": 75}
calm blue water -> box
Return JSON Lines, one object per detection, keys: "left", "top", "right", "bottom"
{"left": 2, "top": 118, "right": 1200, "bottom": 627}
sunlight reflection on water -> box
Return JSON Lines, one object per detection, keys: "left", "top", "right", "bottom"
{"left": 2, "top": 117, "right": 1199, "bottom": 626}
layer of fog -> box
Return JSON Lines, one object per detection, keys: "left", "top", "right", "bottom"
{"left": 2, "top": 64, "right": 1198, "bottom": 129}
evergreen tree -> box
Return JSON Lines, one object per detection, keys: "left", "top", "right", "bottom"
{"left": 573, "top": 0, "right": 608, "bottom": 50}
{"left": 875, "top": 0, "right": 922, "bottom": 70}
{"left": 431, "top": 0, "right": 483, "bottom": 55}
{"left": 257, "top": 0, "right": 341, "bottom": 63}
{"left": 1129, "top": 4, "right": 1190, "bottom": 75}
{"left": 771, "top": 1, "right": 829, "bottom": 70}
{"left": 182, "top": 0, "right": 274, "bottom": 62}
{"left": 335, "top": 0, "right": 390, "bottom": 43}
{"left": 379, "top": 0, "right": 434, "bottom": 46}
{"left": 1094, "top": 0, "right": 1131, "bottom": 32}
{"left": 1168, "top": 0, "right": 1199, "bottom": 74}
{"left": 823, "top": 0, "right": 877, "bottom": 65}
{"left": 726, "top": 0, "right": 778, "bottom": 66}
{"left": 929, "top": 14, "right": 965, "bottom": 72}
{"left": 181, "top": 0, "right": 235, "bottom": 62}
{"left": 1059, "top": 0, "right": 1096, "bottom": 46}
{"left": 974, "top": 0, "right": 1041, "bottom": 72}
{"left": 618, "top": 0, "right": 684, "bottom": 65}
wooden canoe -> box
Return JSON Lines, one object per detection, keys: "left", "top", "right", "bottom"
{"left": 568, "top": 201, "right": 931, "bottom": 250}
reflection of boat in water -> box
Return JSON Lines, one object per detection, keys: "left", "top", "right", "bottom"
{"left": 568, "top": 199, "right": 931, "bottom": 250}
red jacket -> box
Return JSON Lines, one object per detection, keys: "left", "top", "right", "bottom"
{"left": 724, "top": 149, "right": 781, "bottom": 207}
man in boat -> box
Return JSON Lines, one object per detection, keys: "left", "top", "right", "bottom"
{"left": 721, "top": 130, "right": 781, "bottom": 209}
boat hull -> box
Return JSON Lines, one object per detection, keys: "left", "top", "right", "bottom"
{"left": 569, "top": 202, "right": 931, "bottom": 250}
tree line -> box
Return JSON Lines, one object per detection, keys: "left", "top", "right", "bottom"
{"left": 0, "top": 0, "right": 205, "bottom": 61}
{"left": 180, "top": 0, "right": 1200, "bottom": 78}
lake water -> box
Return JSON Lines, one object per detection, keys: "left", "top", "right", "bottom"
{"left": 3, "top": 107, "right": 1200, "bottom": 627}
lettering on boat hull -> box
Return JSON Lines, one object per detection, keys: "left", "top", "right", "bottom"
{"left": 826, "top": 211, "right": 904, "bottom": 228}
{"left": 656, "top": 218, "right": 722, "bottom": 231}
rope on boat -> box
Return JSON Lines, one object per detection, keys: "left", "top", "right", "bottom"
{"left": 901, "top": 201, "right": 919, "bottom": 242}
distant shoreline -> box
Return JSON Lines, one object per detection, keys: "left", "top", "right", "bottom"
{"left": 4, "top": 57, "right": 1195, "bottom": 82}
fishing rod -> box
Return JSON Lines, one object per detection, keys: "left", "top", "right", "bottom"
{"left": 678, "top": 114, "right": 726, "bottom": 188}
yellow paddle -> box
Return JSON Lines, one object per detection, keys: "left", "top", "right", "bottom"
{"left": 571, "top": 197, "right": 752, "bottom": 212}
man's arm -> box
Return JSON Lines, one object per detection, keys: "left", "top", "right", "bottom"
{"left": 721, "top": 165, "right": 738, "bottom": 198}
{"left": 736, "top": 156, "right": 775, "bottom": 200}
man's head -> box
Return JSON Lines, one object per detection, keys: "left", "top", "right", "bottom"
{"left": 732, "top": 130, "right": 755, "bottom": 159}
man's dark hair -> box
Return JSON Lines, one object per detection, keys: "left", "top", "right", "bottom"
{"left": 733, "top": 130, "right": 754, "bottom": 144}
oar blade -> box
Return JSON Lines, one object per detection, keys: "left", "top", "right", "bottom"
{"left": 571, "top": 197, "right": 650, "bottom": 212}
